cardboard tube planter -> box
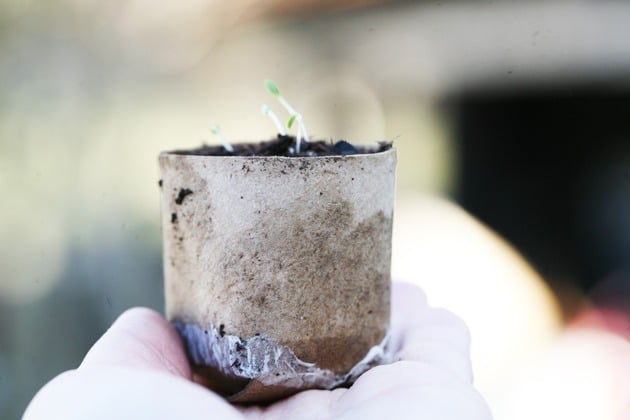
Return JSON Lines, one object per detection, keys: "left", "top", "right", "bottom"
{"left": 159, "top": 143, "right": 396, "bottom": 403}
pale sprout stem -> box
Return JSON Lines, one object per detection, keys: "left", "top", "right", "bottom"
{"left": 270, "top": 112, "right": 286, "bottom": 136}
{"left": 278, "top": 96, "right": 297, "bottom": 116}
{"left": 297, "top": 117, "right": 309, "bottom": 143}
{"left": 295, "top": 124, "right": 303, "bottom": 155}
{"left": 277, "top": 96, "right": 310, "bottom": 142}
{"left": 264, "top": 80, "right": 309, "bottom": 152}
{"left": 261, "top": 104, "right": 286, "bottom": 135}
{"left": 218, "top": 133, "right": 234, "bottom": 153}
{"left": 211, "top": 124, "right": 234, "bottom": 153}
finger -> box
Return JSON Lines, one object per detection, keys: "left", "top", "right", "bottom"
{"left": 396, "top": 307, "right": 473, "bottom": 383}
{"left": 24, "top": 368, "right": 243, "bottom": 420}
{"left": 390, "top": 282, "right": 473, "bottom": 383}
{"left": 389, "top": 282, "right": 430, "bottom": 353}
{"left": 80, "top": 307, "right": 191, "bottom": 379}
{"left": 334, "top": 361, "right": 491, "bottom": 420}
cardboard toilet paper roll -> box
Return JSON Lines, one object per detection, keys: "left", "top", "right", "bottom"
{"left": 159, "top": 145, "right": 396, "bottom": 403}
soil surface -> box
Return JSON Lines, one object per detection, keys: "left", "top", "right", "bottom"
{"left": 171, "top": 135, "right": 392, "bottom": 157}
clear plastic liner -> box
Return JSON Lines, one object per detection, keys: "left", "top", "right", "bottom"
{"left": 175, "top": 322, "right": 393, "bottom": 390}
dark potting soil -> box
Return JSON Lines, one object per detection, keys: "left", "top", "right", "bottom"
{"left": 170, "top": 135, "right": 392, "bottom": 157}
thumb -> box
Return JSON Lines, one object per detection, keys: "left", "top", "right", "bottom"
{"left": 80, "top": 307, "right": 191, "bottom": 379}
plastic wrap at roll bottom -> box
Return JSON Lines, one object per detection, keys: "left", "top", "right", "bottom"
{"left": 174, "top": 322, "right": 393, "bottom": 404}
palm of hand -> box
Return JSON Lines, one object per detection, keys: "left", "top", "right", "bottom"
{"left": 24, "top": 283, "right": 491, "bottom": 420}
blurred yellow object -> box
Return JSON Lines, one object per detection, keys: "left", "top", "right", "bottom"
{"left": 392, "top": 194, "right": 563, "bottom": 406}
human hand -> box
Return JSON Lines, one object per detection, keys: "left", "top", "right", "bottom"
{"left": 23, "top": 283, "right": 491, "bottom": 420}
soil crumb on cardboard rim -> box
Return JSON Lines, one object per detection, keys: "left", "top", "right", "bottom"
{"left": 175, "top": 188, "right": 193, "bottom": 205}
{"left": 169, "top": 135, "right": 392, "bottom": 157}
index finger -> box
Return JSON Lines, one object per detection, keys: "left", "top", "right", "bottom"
{"left": 390, "top": 282, "right": 473, "bottom": 383}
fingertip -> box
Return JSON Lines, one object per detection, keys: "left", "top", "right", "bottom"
{"left": 424, "top": 307, "right": 472, "bottom": 348}
{"left": 390, "top": 282, "right": 429, "bottom": 351}
{"left": 117, "top": 306, "right": 164, "bottom": 322}
{"left": 394, "top": 307, "right": 473, "bottom": 384}
{"left": 389, "top": 283, "right": 474, "bottom": 383}
{"left": 392, "top": 281, "right": 428, "bottom": 309}
{"left": 111, "top": 307, "right": 171, "bottom": 340}
{"left": 80, "top": 306, "right": 191, "bottom": 378}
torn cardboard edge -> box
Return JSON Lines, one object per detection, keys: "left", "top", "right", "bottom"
{"left": 174, "top": 322, "right": 393, "bottom": 403}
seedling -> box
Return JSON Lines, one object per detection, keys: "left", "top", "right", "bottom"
{"left": 210, "top": 124, "right": 234, "bottom": 153}
{"left": 261, "top": 104, "right": 286, "bottom": 136}
{"left": 264, "top": 79, "right": 309, "bottom": 154}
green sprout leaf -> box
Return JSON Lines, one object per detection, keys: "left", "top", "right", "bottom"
{"left": 263, "top": 78, "right": 309, "bottom": 153}
{"left": 210, "top": 124, "right": 220, "bottom": 135}
{"left": 265, "top": 79, "right": 280, "bottom": 97}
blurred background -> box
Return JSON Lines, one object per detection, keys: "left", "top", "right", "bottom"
{"left": 1, "top": 1, "right": 629, "bottom": 419}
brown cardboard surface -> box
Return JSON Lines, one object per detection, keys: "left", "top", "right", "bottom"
{"left": 160, "top": 149, "right": 396, "bottom": 402}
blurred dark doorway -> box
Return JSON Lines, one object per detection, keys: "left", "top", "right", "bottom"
{"left": 447, "top": 85, "right": 630, "bottom": 317}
